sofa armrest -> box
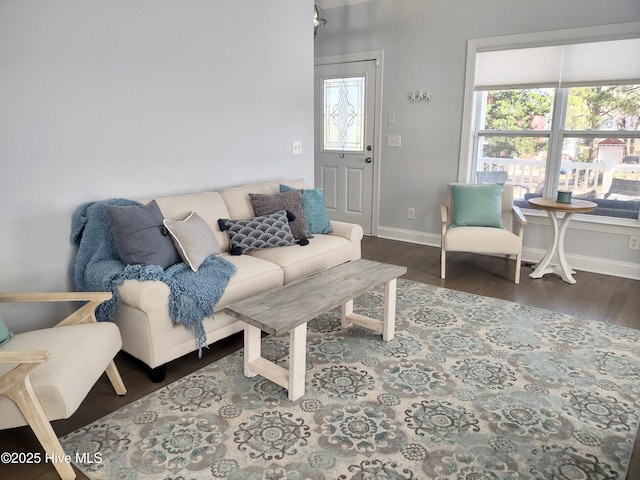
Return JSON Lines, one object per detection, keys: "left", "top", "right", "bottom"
{"left": 117, "top": 279, "right": 171, "bottom": 312}
{"left": 328, "top": 221, "right": 364, "bottom": 260}
{"left": 329, "top": 221, "right": 364, "bottom": 242}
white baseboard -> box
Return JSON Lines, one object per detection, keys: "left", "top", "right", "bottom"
{"left": 376, "top": 226, "right": 441, "bottom": 247}
{"left": 375, "top": 226, "right": 640, "bottom": 281}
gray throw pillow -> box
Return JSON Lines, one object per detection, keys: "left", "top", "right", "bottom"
{"left": 106, "top": 200, "right": 181, "bottom": 269}
{"left": 163, "top": 212, "right": 221, "bottom": 272}
{"left": 249, "top": 190, "right": 309, "bottom": 240}
{"left": 218, "top": 210, "right": 296, "bottom": 255}
{"left": 280, "top": 185, "right": 333, "bottom": 234}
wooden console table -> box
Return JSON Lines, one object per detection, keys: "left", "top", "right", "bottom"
{"left": 225, "top": 259, "right": 407, "bottom": 400}
{"left": 527, "top": 197, "right": 597, "bottom": 284}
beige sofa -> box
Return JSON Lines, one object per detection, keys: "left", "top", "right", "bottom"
{"left": 113, "top": 179, "right": 364, "bottom": 380}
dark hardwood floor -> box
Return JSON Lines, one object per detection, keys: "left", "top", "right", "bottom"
{"left": 1, "top": 236, "right": 638, "bottom": 479}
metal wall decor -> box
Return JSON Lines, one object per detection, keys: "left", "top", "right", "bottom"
{"left": 409, "top": 91, "right": 432, "bottom": 102}
{"left": 314, "top": 5, "right": 327, "bottom": 38}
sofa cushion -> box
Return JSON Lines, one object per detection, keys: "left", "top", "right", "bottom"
{"left": 444, "top": 225, "right": 520, "bottom": 254}
{"left": 214, "top": 253, "right": 284, "bottom": 310}
{"left": 249, "top": 190, "right": 309, "bottom": 240}
{"left": 163, "top": 212, "right": 221, "bottom": 272}
{"left": 280, "top": 185, "right": 333, "bottom": 234}
{"left": 218, "top": 210, "right": 296, "bottom": 255}
{"left": 249, "top": 234, "right": 356, "bottom": 284}
{"left": 106, "top": 200, "right": 181, "bottom": 268}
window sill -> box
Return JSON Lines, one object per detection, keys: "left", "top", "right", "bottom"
{"left": 521, "top": 207, "right": 640, "bottom": 235}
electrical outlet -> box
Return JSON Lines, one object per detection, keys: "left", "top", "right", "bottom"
{"left": 292, "top": 140, "right": 302, "bottom": 155}
{"left": 629, "top": 236, "right": 640, "bottom": 251}
{"left": 408, "top": 207, "right": 415, "bottom": 220}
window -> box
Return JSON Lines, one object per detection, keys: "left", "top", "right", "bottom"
{"left": 463, "top": 33, "right": 640, "bottom": 221}
{"left": 322, "top": 76, "right": 366, "bottom": 152}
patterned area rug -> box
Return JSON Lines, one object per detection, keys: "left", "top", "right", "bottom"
{"left": 62, "top": 279, "right": 640, "bottom": 479}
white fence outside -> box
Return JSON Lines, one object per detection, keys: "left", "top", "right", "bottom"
{"left": 478, "top": 157, "right": 640, "bottom": 198}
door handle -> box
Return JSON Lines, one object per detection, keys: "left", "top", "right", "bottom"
{"left": 364, "top": 157, "right": 372, "bottom": 163}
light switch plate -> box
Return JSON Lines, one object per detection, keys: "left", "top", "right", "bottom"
{"left": 387, "top": 135, "right": 401, "bottom": 148}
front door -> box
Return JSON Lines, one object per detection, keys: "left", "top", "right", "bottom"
{"left": 314, "top": 60, "right": 377, "bottom": 234}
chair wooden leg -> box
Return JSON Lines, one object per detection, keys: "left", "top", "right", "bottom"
{"left": 6, "top": 377, "right": 76, "bottom": 480}
{"left": 514, "top": 252, "right": 522, "bottom": 284}
{"left": 105, "top": 360, "right": 127, "bottom": 396}
{"left": 440, "top": 249, "right": 446, "bottom": 279}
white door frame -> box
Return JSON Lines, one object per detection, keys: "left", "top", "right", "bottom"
{"left": 315, "top": 50, "right": 384, "bottom": 237}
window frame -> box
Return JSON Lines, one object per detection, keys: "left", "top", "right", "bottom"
{"left": 460, "top": 23, "right": 640, "bottom": 227}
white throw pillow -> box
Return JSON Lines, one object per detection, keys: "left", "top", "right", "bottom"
{"left": 163, "top": 212, "right": 221, "bottom": 272}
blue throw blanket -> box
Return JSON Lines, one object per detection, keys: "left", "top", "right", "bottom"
{"left": 70, "top": 199, "right": 236, "bottom": 352}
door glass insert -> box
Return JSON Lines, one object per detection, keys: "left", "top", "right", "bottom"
{"left": 322, "top": 76, "right": 365, "bottom": 152}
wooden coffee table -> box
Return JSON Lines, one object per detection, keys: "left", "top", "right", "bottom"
{"left": 225, "top": 259, "right": 407, "bottom": 400}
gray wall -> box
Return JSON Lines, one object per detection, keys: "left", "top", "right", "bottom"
{"left": 0, "top": 0, "right": 315, "bottom": 331}
{"left": 315, "top": 0, "right": 640, "bottom": 278}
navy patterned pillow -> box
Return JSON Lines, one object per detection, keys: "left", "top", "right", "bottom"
{"left": 218, "top": 210, "right": 296, "bottom": 255}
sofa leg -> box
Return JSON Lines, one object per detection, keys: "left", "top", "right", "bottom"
{"left": 150, "top": 365, "right": 166, "bottom": 383}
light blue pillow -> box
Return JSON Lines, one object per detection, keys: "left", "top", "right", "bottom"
{"left": 280, "top": 185, "right": 333, "bottom": 234}
{"left": 0, "top": 315, "right": 14, "bottom": 347}
{"left": 451, "top": 183, "right": 504, "bottom": 228}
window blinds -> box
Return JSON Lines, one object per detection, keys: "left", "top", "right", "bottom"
{"left": 474, "top": 38, "right": 640, "bottom": 90}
